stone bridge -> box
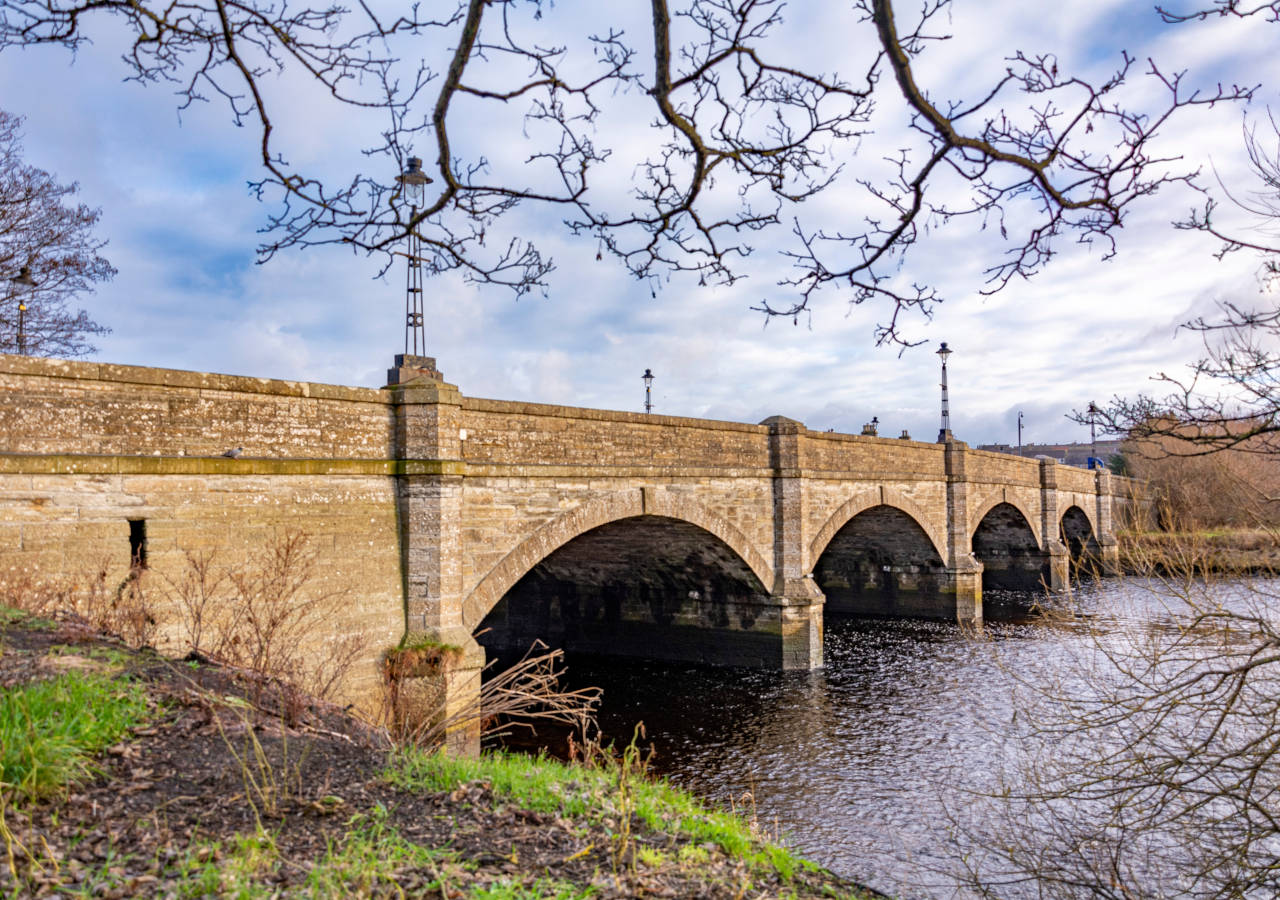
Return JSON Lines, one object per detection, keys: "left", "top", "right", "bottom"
{"left": 0, "top": 354, "right": 1136, "bottom": 748}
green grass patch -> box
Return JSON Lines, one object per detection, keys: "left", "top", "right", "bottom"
{"left": 385, "top": 748, "right": 809, "bottom": 882}
{"left": 168, "top": 811, "right": 462, "bottom": 899}
{"left": 307, "top": 805, "right": 458, "bottom": 895}
{"left": 468, "top": 878, "right": 598, "bottom": 899}
{"left": 0, "top": 671, "right": 150, "bottom": 802}
{"left": 0, "top": 605, "right": 53, "bottom": 630}
{"left": 386, "top": 747, "right": 616, "bottom": 818}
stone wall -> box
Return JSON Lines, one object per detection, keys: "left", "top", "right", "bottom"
{"left": 460, "top": 399, "right": 772, "bottom": 469}
{"left": 0, "top": 357, "right": 393, "bottom": 459}
{"left": 0, "top": 356, "right": 404, "bottom": 708}
{"left": 0, "top": 353, "right": 1134, "bottom": 722}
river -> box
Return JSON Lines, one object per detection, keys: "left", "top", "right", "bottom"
{"left": 524, "top": 577, "right": 1280, "bottom": 898}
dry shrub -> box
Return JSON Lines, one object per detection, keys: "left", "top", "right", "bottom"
{"left": 0, "top": 559, "right": 157, "bottom": 647}
{"left": 1124, "top": 428, "right": 1280, "bottom": 529}
{"left": 382, "top": 640, "right": 599, "bottom": 752}
{"left": 154, "top": 532, "right": 368, "bottom": 709}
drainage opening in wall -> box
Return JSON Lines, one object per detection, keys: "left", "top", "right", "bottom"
{"left": 128, "top": 519, "right": 148, "bottom": 569}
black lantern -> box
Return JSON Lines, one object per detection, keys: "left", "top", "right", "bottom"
{"left": 396, "top": 158, "right": 434, "bottom": 356}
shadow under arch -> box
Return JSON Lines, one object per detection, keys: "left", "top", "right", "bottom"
{"left": 1060, "top": 504, "right": 1102, "bottom": 575}
{"left": 971, "top": 501, "right": 1046, "bottom": 593}
{"left": 465, "top": 490, "right": 790, "bottom": 669}
{"left": 809, "top": 489, "right": 946, "bottom": 565}
{"left": 462, "top": 489, "right": 774, "bottom": 630}
{"left": 969, "top": 491, "right": 1043, "bottom": 551}
{"left": 811, "top": 503, "right": 950, "bottom": 619}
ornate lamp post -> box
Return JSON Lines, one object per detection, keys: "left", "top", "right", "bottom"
{"left": 642, "top": 368, "right": 654, "bottom": 414}
{"left": 1088, "top": 401, "right": 1099, "bottom": 469}
{"left": 396, "top": 158, "right": 433, "bottom": 357}
{"left": 936, "top": 341, "right": 953, "bottom": 442}
{"left": 9, "top": 266, "right": 35, "bottom": 355}
{"left": 1017, "top": 410, "right": 1024, "bottom": 456}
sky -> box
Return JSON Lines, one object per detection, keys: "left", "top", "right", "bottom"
{"left": 1, "top": 0, "right": 1277, "bottom": 447}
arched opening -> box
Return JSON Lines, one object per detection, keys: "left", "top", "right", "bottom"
{"left": 476, "top": 515, "right": 777, "bottom": 668}
{"left": 971, "top": 502, "right": 1044, "bottom": 592}
{"left": 1060, "top": 506, "right": 1101, "bottom": 576}
{"left": 812, "top": 505, "right": 947, "bottom": 618}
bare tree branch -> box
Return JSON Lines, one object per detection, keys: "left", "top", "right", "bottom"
{"left": 0, "top": 0, "right": 1260, "bottom": 344}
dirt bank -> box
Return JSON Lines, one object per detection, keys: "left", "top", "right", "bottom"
{"left": 0, "top": 608, "right": 880, "bottom": 899}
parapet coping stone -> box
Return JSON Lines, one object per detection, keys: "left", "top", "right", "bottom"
{"left": 0, "top": 354, "right": 386, "bottom": 405}
{"left": 461, "top": 395, "right": 772, "bottom": 432}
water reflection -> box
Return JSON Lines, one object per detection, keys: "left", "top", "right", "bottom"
{"left": 507, "top": 579, "right": 1275, "bottom": 897}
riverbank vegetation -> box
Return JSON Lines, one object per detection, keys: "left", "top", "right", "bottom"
{"left": 0, "top": 581, "right": 877, "bottom": 898}
{"left": 1113, "top": 426, "right": 1279, "bottom": 572}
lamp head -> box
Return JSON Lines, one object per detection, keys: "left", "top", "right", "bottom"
{"left": 396, "top": 157, "right": 433, "bottom": 207}
{"left": 936, "top": 341, "right": 952, "bottom": 364}
{"left": 642, "top": 368, "right": 654, "bottom": 385}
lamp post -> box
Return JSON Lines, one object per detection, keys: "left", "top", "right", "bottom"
{"left": 396, "top": 157, "right": 433, "bottom": 357}
{"left": 642, "top": 368, "right": 654, "bottom": 414}
{"left": 1017, "top": 410, "right": 1023, "bottom": 456}
{"left": 1088, "top": 401, "right": 1099, "bottom": 469}
{"left": 936, "top": 341, "right": 953, "bottom": 443}
{"left": 9, "top": 266, "right": 35, "bottom": 355}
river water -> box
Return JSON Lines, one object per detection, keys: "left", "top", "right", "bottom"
{"left": 531, "top": 578, "right": 1280, "bottom": 898}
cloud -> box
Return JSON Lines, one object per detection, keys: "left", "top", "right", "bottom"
{"left": 1, "top": 1, "right": 1275, "bottom": 447}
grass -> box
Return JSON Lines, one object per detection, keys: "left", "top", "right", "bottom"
{"left": 0, "top": 671, "right": 150, "bottom": 802}
{"left": 305, "top": 806, "right": 455, "bottom": 896}
{"left": 469, "top": 879, "right": 598, "bottom": 899}
{"left": 164, "top": 807, "right": 597, "bottom": 899}
{"left": 0, "top": 605, "right": 52, "bottom": 630}
{"left": 384, "top": 746, "right": 814, "bottom": 882}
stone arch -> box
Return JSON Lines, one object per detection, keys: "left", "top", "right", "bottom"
{"left": 971, "top": 501, "right": 1046, "bottom": 592}
{"left": 1060, "top": 504, "right": 1100, "bottom": 563}
{"left": 1059, "top": 497, "right": 1099, "bottom": 539}
{"left": 811, "top": 501, "right": 949, "bottom": 618}
{"left": 462, "top": 488, "right": 774, "bottom": 629}
{"left": 970, "top": 490, "right": 1042, "bottom": 550}
{"left": 809, "top": 487, "right": 946, "bottom": 567}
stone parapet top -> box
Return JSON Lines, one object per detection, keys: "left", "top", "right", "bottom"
{"left": 805, "top": 429, "right": 941, "bottom": 448}
{"left": 461, "top": 395, "right": 771, "bottom": 432}
{"left": 0, "top": 353, "right": 387, "bottom": 405}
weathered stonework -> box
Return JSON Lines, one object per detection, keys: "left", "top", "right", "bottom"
{"left": 0, "top": 354, "right": 1136, "bottom": 754}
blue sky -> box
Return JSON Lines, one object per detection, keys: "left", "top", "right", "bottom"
{"left": 2, "top": 1, "right": 1276, "bottom": 446}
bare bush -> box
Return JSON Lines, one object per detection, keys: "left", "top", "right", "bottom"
{"left": 383, "top": 640, "right": 600, "bottom": 752}
{"left": 1122, "top": 428, "right": 1280, "bottom": 529}
{"left": 955, "top": 536, "right": 1280, "bottom": 899}
{"left": 154, "top": 532, "right": 368, "bottom": 708}
{"left": 0, "top": 558, "right": 157, "bottom": 647}
{"left": 1, "top": 532, "right": 368, "bottom": 715}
